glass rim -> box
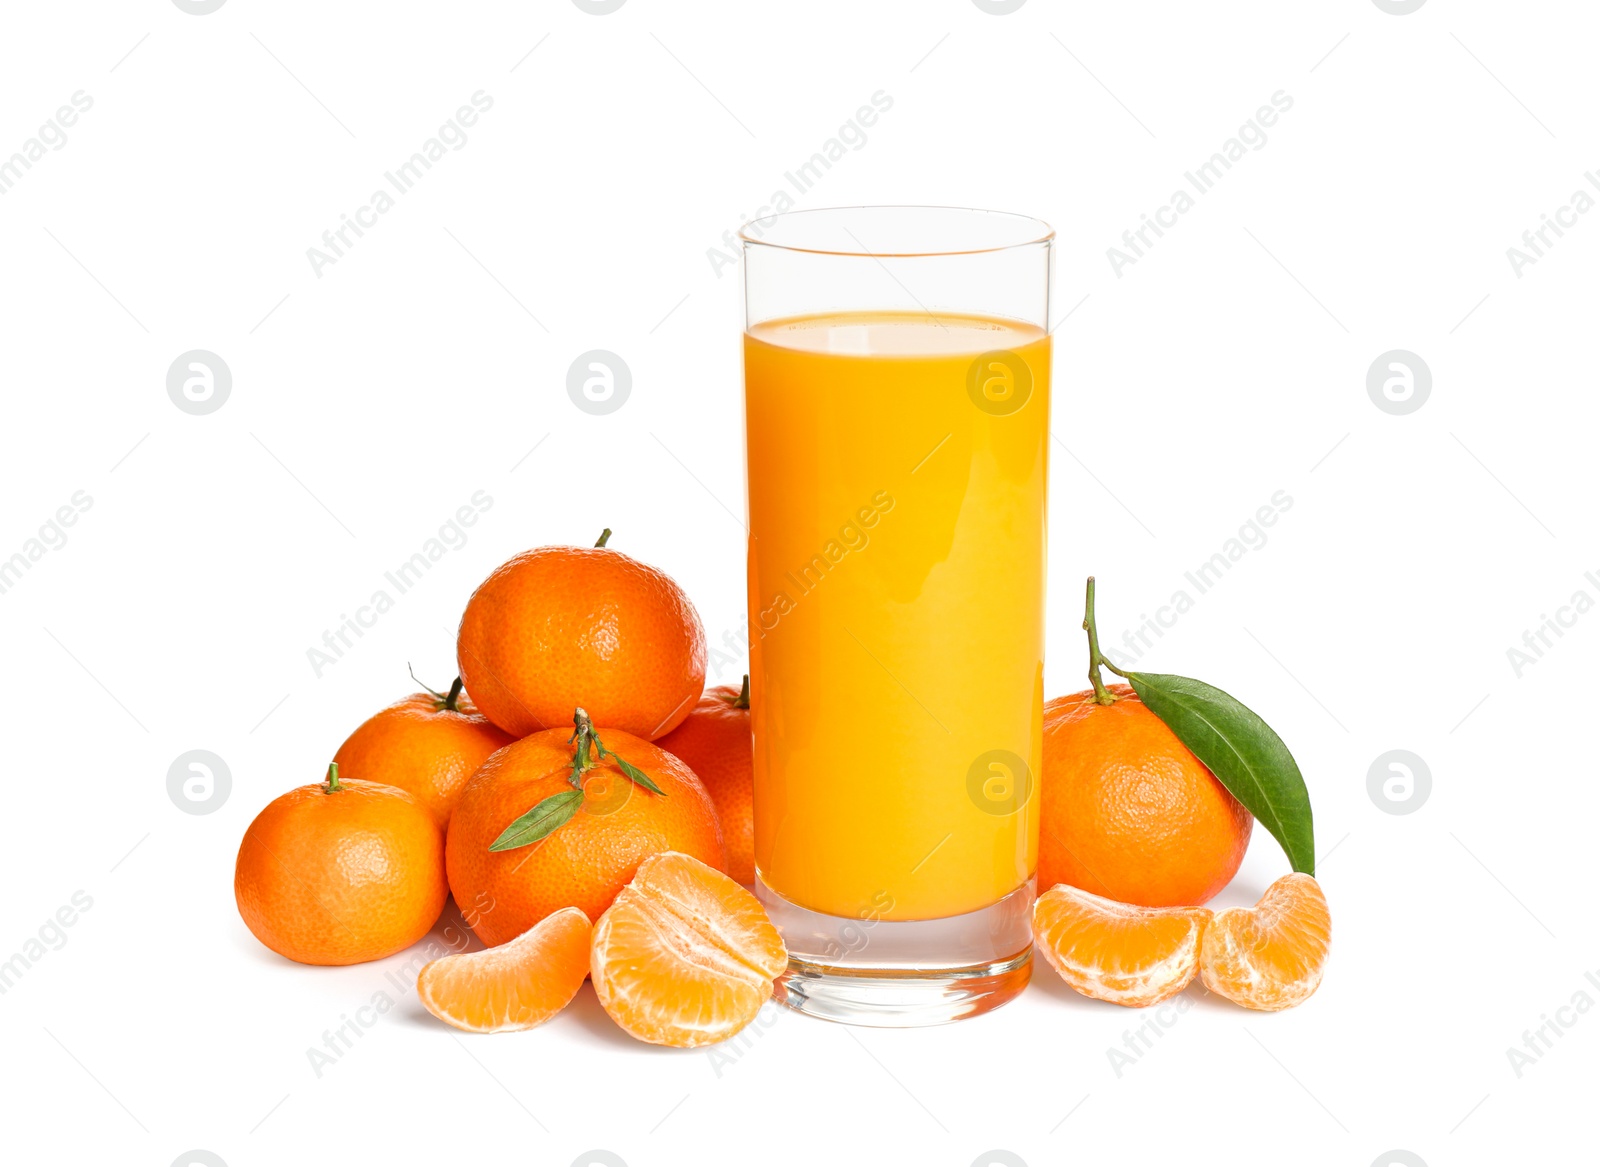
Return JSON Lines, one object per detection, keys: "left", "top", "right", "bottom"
{"left": 738, "top": 205, "right": 1055, "bottom": 259}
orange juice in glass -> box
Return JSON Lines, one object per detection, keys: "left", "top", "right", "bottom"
{"left": 741, "top": 208, "right": 1052, "bottom": 1025}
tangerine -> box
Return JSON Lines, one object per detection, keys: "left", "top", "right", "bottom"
{"left": 235, "top": 764, "right": 447, "bottom": 965}
{"left": 654, "top": 676, "right": 755, "bottom": 884}
{"left": 1040, "top": 684, "right": 1252, "bottom": 907}
{"left": 332, "top": 675, "right": 514, "bottom": 830}
{"left": 446, "top": 711, "right": 725, "bottom": 946}
{"left": 456, "top": 530, "right": 706, "bottom": 740}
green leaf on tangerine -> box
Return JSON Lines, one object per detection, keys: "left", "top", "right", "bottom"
{"left": 488, "top": 789, "right": 583, "bottom": 852}
{"left": 608, "top": 752, "right": 665, "bottom": 796}
{"left": 1124, "top": 670, "right": 1316, "bottom": 876}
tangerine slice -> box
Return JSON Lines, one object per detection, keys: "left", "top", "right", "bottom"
{"left": 1199, "top": 873, "right": 1330, "bottom": 1011}
{"left": 1033, "top": 883, "right": 1211, "bottom": 1007}
{"left": 417, "top": 906, "right": 591, "bottom": 1033}
{"left": 590, "top": 851, "right": 787, "bottom": 1047}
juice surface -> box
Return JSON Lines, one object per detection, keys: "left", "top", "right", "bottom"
{"left": 743, "top": 310, "right": 1048, "bottom": 921}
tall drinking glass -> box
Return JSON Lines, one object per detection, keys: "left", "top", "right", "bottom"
{"left": 740, "top": 206, "right": 1052, "bottom": 1025}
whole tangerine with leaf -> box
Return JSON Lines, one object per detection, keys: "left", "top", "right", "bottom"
{"left": 332, "top": 672, "right": 515, "bottom": 831}
{"left": 654, "top": 675, "right": 756, "bottom": 884}
{"left": 456, "top": 529, "right": 707, "bottom": 740}
{"left": 1038, "top": 578, "right": 1316, "bottom": 908}
{"left": 235, "top": 764, "right": 448, "bottom": 966}
{"left": 445, "top": 708, "right": 726, "bottom": 946}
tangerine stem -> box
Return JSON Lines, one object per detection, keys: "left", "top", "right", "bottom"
{"left": 734, "top": 674, "right": 750, "bottom": 709}
{"left": 1083, "top": 577, "right": 1118, "bottom": 705}
{"left": 443, "top": 676, "right": 464, "bottom": 712}
{"left": 567, "top": 707, "right": 665, "bottom": 796}
{"left": 407, "top": 663, "right": 447, "bottom": 702}
{"left": 595, "top": 528, "right": 612, "bottom": 548}
{"left": 568, "top": 708, "right": 602, "bottom": 787}
{"left": 323, "top": 762, "right": 342, "bottom": 793}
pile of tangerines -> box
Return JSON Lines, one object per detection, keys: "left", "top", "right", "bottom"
{"left": 235, "top": 531, "right": 1329, "bottom": 1048}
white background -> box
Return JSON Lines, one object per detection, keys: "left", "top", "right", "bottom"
{"left": 1, "top": 1, "right": 1594, "bottom": 1164}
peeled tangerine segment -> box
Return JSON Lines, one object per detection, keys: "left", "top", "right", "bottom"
{"left": 1200, "top": 873, "right": 1331, "bottom": 1011}
{"left": 1033, "top": 883, "right": 1211, "bottom": 1008}
{"left": 591, "top": 851, "right": 788, "bottom": 1048}
{"left": 417, "top": 906, "right": 591, "bottom": 1033}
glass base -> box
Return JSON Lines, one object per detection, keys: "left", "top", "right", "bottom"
{"left": 756, "top": 876, "right": 1035, "bottom": 1027}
